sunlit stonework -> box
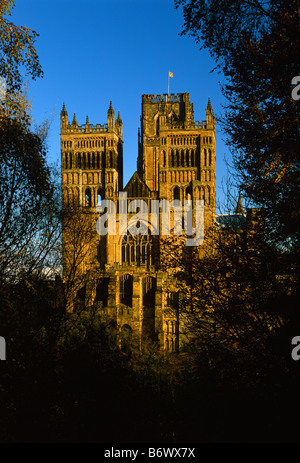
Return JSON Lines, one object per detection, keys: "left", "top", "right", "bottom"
{"left": 60, "top": 93, "right": 216, "bottom": 351}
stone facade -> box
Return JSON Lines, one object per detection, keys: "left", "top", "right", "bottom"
{"left": 60, "top": 93, "right": 216, "bottom": 351}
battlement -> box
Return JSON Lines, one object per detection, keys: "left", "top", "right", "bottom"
{"left": 61, "top": 102, "right": 123, "bottom": 137}
{"left": 62, "top": 122, "right": 108, "bottom": 134}
{"left": 161, "top": 120, "right": 206, "bottom": 130}
{"left": 142, "top": 92, "right": 190, "bottom": 103}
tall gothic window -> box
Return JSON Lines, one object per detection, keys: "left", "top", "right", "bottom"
{"left": 85, "top": 188, "right": 91, "bottom": 207}
{"left": 121, "top": 232, "right": 152, "bottom": 267}
{"left": 97, "top": 188, "right": 102, "bottom": 206}
{"left": 173, "top": 186, "right": 180, "bottom": 201}
{"left": 119, "top": 274, "right": 133, "bottom": 307}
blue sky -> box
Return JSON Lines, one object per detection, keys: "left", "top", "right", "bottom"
{"left": 10, "top": 0, "right": 234, "bottom": 209}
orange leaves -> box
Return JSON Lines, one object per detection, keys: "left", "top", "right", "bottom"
{"left": 262, "top": 153, "right": 292, "bottom": 184}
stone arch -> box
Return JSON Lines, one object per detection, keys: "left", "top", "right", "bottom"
{"left": 173, "top": 185, "right": 180, "bottom": 201}
{"left": 186, "top": 184, "right": 192, "bottom": 200}
{"left": 85, "top": 188, "right": 92, "bottom": 207}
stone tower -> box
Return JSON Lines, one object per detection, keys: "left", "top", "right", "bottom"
{"left": 60, "top": 93, "right": 216, "bottom": 351}
{"left": 61, "top": 100, "right": 123, "bottom": 210}
{"left": 137, "top": 93, "right": 216, "bottom": 230}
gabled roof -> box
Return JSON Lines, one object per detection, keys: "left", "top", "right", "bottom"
{"left": 123, "top": 171, "right": 152, "bottom": 198}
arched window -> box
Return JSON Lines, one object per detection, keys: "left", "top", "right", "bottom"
{"left": 186, "top": 185, "right": 192, "bottom": 200}
{"left": 156, "top": 117, "right": 159, "bottom": 135}
{"left": 107, "top": 151, "right": 113, "bottom": 168}
{"left": 186, "top": 150, "right": 189, "bottom": 167}
{"left": 173, "top": 186, "right": 180, "bottom": 201}
{"left": 85, "top": 188, "right": 92, "bottom": 207}
{"left": 190, "top": 149, "right": 194, "bottom": 167}
{"left": 170, "top": 150, "right": 174, "bottom": 167}
{"left": 121, "top": 232, "right": 152, "bottom": 267}
{"left": 97, "top": 188, "right": 102, "bottom": 206}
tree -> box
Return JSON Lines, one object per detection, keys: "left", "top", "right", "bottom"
{"left": 174, "top": 0, "right": 300, "bottom": 246}
{"left": 0, "top": 0, "right": 43, "bottom": 96}
{"left": 0, "top": 0, "right": 59, "bottom": 285}
{"left": 60, "top": 204, "right": 101, "bottom": 312}
{"left": 0, "top": 112, "right": 61, "bottom": 285}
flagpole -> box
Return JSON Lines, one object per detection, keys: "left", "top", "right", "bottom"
{"left": 168, "top": 71, "right": 169, "bottom": 97}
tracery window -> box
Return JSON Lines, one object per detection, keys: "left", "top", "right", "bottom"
{"left": 121, "top": 232, "right": 152, "bottom": 267}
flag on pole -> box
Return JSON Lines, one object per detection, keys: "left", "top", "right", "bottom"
{"left": 168, "top": 71, "right": 174, "bottom": 96}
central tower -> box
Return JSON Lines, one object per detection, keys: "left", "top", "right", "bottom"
{"left": 137, "top": 93, "right": 216, "bottom": 228}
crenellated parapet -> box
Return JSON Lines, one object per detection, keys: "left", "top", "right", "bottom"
{"left": 62, "top": 122, "right": 108, "bottom": 134}
{"left": 60, "top": 102, "right": 123, "bottom": 137}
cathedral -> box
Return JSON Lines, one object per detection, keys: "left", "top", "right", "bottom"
{"left": 60, "top": 92, "right": 216, "bottom": 351}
